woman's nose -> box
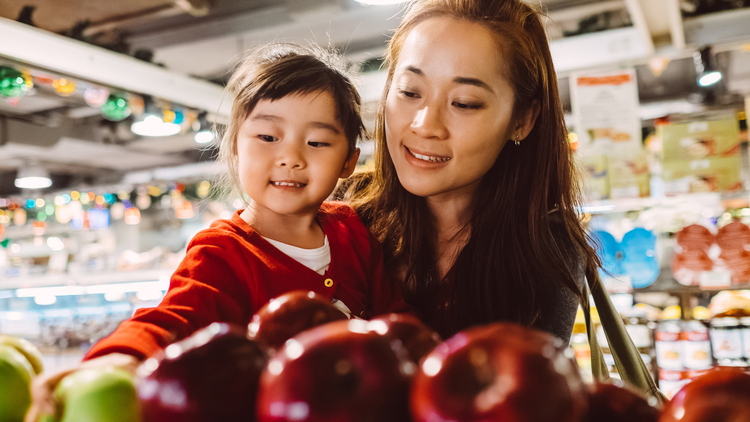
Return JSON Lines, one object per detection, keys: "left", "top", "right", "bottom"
{"left": 411, "top": 105, "right": 448, "bottom": 140}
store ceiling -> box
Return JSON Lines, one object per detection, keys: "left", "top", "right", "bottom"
{"left": 1, "top": 0, "right": 750, "bottom": 197}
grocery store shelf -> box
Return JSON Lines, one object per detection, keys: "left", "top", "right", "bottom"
{"left": 582, "top": 191, "right": 749, "bottom": 215}
{"left": 0, "top": 268, "right": 173, "bottom": 291}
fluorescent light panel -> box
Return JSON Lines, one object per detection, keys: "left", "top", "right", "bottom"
{"left": 15, "top": 280, "right": 169, "bottom": 298}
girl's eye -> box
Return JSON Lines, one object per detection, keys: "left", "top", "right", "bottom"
{"left": 257, "top": 134, "right": 277, "bottom": 142}
{"left": 308, "top": 141, "right": 330, "bottom": 148}
{"left": 452, "top": 101, "right": 483, "bottom": 110}
{"left": 398, "top": 89, "right": 420, "bottom": 99}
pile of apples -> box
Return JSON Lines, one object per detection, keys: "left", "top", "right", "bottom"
{"left": 4, "top": 290, "right": 750, "bottom": 422}
{"left": 0, "top": 335, "right": 45, "bottom": 422}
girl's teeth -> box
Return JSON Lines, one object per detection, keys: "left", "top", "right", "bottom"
{"left": 273, "top": 182, "right": 304, "bottom": 187}
{"left": 412, "top": 151, "right": 451, "bottom": 162}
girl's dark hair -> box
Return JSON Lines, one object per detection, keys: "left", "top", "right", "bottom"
{"left": 218, "top": 43, "right": 365, "bottom": 203}
{"left": 348, "top": 0, "right": 600, "bottom": 335}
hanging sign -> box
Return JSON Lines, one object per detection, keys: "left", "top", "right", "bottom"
{"left": 571, "top": 68, "right": 643, "bottom": 155}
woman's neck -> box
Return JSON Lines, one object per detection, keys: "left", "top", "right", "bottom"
{"left": 240, "top": 201, "right": 325, "bottom": 249}
{"left": 425, "top": 191, "right": 474, "bottom": 280}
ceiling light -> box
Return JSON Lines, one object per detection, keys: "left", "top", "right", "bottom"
{"left": 15, "top": 165, "right": 52, "bottom": 189}
{"left": 193, "top": 111, "right": 214, "bottom": 144}
{"left": 693, "top": 46, "right": 722, "bottom": 87}
{"left": 698, "top": 71, "right": 722, "bottom": 87}
{"left": 195, "top": 130, "right": 214, "bottom": 143}
{"left": 131, "top": 114, "right": 182, "bottom": 137}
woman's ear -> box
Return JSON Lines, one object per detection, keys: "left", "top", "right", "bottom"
{"left": 516, "top": 100, "right": 541, "bottom": 140}
{"left": 339, "top": 147, "right": 361, "bottom": 178}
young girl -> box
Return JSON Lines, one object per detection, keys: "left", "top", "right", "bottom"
{"left": 343, "top": 0, "right": 600, "bottom": 341}
{"left": 26, "top": 43, "right": 409, "bottom": 420}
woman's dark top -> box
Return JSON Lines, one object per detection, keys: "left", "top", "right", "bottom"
{"left": 333, "top": 176, "right": 585, "bottom": 344}
{"left": 411, "top": 213, "right": 585, "bottom": 344}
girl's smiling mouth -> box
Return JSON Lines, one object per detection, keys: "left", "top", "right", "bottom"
{"left": 271, "top": 181, "right": 307, "bottom": 188}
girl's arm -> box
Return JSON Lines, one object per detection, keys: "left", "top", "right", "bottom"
{"left": 85, "top": 231, "right": 253, "bottom": 360}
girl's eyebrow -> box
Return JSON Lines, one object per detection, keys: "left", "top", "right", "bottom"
{"left": 403, "top": 65, "right": 494, "bottom": 94}
{"left": 250, "top": 114, "right": 340, "bottom": 134}
{"left": 308, "top": 122, "right": 341, "bottom": 134}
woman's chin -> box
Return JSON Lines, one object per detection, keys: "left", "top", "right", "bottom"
{"left": 399, "top": 178, "right": 447, "bottom": 199}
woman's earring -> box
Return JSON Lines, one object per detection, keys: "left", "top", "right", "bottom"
{"left": 514, "top": 134, "right": 521, "bottom": 146}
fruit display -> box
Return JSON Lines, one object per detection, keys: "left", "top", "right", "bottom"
{"left": 0, "top": 335, "right": 44, "bottom": 422}
{"left": 256, "top": 319, "right": 415, "bottom": 422}
{"left": 659, "top": 367, "right": 750, "bottom": 422}
{"left": 0, "top": 345, "right": 35, "bottom": 422}
{"left": 410, "top": 322, "right": 589, "bottom": 422}
{"left": 18, "top": 290, "right": 750, "bottom": 422}
{"left": 369, "top": 313, "right": 442, "bottom": 363}
{"left": 0, "top": 335, "right": 45, "bottom": 376}
{"left": 248, "top": 290, "right": 348, "bottom": 350}
{"left": 583, "top": 380, "right": 660, "bottom": 422}
{"left": 137, "top": 322, "right": 268, "bottom": 422}
{"left": 50, "top": 367, "right": 140, "bottom": 422}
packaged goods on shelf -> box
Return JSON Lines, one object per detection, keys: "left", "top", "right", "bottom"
{"left": 672, "top": 222, "right": 750, "bottom": 288}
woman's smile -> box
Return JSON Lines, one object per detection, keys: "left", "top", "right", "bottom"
{"left": 405, "top": 146, "right": 452, "bottom": 165}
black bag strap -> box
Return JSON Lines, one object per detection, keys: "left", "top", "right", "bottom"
{"left": 583, "top": 269, "right": 667, "bottom": 406}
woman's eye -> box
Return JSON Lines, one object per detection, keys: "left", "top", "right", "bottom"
{"left": 398, "top": 89, "right": 420, "bottom": 99}
{"left": 452, "top": 101, "right": 483, "bottom": 110}
{"left": 257, "top": 134, "right": 277, "bottom": 142}
{"left": 308, "top": 141, "right": 330, "bottom": 148}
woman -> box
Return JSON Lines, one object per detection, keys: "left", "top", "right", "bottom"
{"left": 344, "top": 0, "right": 600, "bottom": 341}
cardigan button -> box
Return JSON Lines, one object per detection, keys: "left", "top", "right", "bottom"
{"left": 324, "top": 278, "right": 334, "bottom": 287}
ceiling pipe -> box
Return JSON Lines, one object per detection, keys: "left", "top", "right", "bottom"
{"left": 0, "top": 17, "right": 230, "bottom": 117}
{"left": 623, "top": 0, "right": 656, "bottom": 57}
{"left": 666, "top": 0, "right": 686, "bottom": 51}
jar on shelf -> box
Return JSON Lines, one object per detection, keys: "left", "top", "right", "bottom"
{"left": 655, "top": 320, "right": 683, "bottom": 370}
{"left": 740, "top": 316, "right": 750, "bottom": 359}
{"left": 681, "top": 320, "right": 713, "bottom": 369}
{"left": 709, "top": 316, "right": 746, "bottom": 367}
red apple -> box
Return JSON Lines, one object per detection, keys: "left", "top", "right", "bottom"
{"left": 369, "top": 313, "right": 441, "bottom": 363}
{"left": 248, "top": 290, "right": 347, "bottom": 350}
{"left": 411, "top": 322, "right": 588, "bottom": 422}
{"left": 582, "top": 380, "right": 660, "bottom": 422}
{"left": 256, "top": 319, "right": 415, "bottom": 422}
{"left": 137, "top": 322, "right": 268, "bottom": 422}
{"left": 660, "top": 367, "right": 750, "bottom": 422}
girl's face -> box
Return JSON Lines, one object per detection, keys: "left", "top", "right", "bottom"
{"left": 385, "top": 17, "right": 530, "bottom": 202}
{"left": 237, "top": 90, "right": 359, "bottom": 218}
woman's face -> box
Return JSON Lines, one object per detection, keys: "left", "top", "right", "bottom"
{"left": 385, "top": 17, "right": 521, "bottom": 201}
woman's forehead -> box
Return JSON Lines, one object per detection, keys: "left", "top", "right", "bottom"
{"left": 394, "top": 16, "right": 507, "bottom": 86}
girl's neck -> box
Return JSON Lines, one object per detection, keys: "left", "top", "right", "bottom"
{"left": 240, "top": 201, "right": 325, "bottom": 249}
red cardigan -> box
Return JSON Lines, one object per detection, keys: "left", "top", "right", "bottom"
{"left": 86, "top": 202, "right": 410, "bottom": 360}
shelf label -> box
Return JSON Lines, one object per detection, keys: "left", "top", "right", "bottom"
{"left": 699, "top": 269, "right": 731, "bottom": 289}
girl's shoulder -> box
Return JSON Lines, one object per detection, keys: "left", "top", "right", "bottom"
{"left": 188, "top": 211, "right": 257, "bottom": 246}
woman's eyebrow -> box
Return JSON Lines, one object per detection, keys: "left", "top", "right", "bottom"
{"left": 453, "top": 77, "right": 494, "bottom": 94}
{"left": 403, "top": 65, "right": 494, "bottom": 94}
{"left": 405, "top": 65, "right": 423, "bottom": 76}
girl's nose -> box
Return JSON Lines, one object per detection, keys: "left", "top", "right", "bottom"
{"left": 277, "top": 142, "right": 306, "bottom": 169}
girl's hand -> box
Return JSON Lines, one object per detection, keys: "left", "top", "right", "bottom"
{"left": 24, "top": 353, "right": 140, "bottom": 422}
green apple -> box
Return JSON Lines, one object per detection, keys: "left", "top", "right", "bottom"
{"left": 53, "top": 367, "right": 140, "bottom": 422}
{"left": 0, "top": 345, "right": 34, "bottom": 422}
{"left": 0, "top": 335, "right": 44, "bottom": 375}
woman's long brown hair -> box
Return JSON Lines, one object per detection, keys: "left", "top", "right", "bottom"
{"left": 349, "top": 0, "right": 600, "bottom": 336}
